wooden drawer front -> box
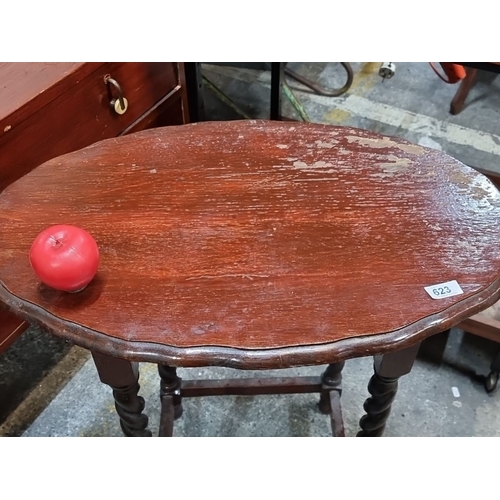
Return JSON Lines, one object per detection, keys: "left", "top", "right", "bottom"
{"left": 0, "top": 62, "right": 181, "bottom": 190}
{"left": 88, "top": 62, "right": 180, "bottom": 133}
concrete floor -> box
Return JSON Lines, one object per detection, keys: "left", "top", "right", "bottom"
{"left": 1, "top": 62, "right": 500, "bottom": 437}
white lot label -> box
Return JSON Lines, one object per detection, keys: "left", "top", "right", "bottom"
{"left": 424, "top": 280, "right": 464, "bottom": 300}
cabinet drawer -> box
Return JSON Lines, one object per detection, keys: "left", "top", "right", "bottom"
{"left": 84, "top": 62, "right": 181, "bottom": 134}
{"left": 0, "top": 62, "right": 181, "bottom": 190}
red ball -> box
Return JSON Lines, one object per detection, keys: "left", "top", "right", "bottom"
{"left": 29, "top": 225, "right": 100, "bottom": 292}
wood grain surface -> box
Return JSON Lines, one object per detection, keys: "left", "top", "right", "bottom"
{"left": 1, "top": 120, "right": 500, "bottom": 368}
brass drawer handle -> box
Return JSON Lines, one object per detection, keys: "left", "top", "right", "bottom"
{"left": 104, "top": 74, "right": 128, "bottom": 115}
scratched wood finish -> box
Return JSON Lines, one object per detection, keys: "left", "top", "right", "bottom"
{"left": 1, "top": 121, "right": 500, "bottom": 369}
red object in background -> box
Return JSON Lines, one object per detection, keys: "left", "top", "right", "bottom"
{"left": 430, "top": 63, "right": 467, "bottom": 83}
{"left": 29, "top": 225, "right": 99, "bottom": 292}
{"left": 440, "top": 63, "right": 466, "bottom": 83}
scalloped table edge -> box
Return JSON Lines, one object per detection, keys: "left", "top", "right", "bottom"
{"left": 1, "top": 277, "right": 500, "bottom": 370}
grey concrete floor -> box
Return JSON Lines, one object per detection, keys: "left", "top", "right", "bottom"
{"left": 2, "top": 62, "right": 500, "bottom": 437}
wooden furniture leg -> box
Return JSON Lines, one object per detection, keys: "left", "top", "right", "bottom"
{"left": 158, "top": 364, "right": 183, "bottom": 437}
{"left": 450, "top": 68, "right": 478, "bottom": 115}
{"left": 485, "top": 346, "right": 500, "bottom": 393}
{"left": 318, "top": 361, "right": 345, "bottom": 437}
{"left": 91, "top": 351, "right": 152, "bottom": 437}
{"left": 417, "top": 328, "right": 450, "bottom": 365}
{"left": 357, "top": 343, "right": 420, "bottom": 437}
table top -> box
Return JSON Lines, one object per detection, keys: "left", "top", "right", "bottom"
{"left": 1, "top": 120, "right": 500, "bottom": 369}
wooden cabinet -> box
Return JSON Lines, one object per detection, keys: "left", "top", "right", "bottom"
{"left": 0, "top": 62, "right": 190, "bottom": 352}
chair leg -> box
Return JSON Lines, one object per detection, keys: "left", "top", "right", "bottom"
{"left": 92, "top": 351, "right": 152, "bottom": 437}
{"left": 450, "top": 68, "right": 478, "bottom": 115}
{"left": 357, "top": 342, "right": 420, "bottom": 437}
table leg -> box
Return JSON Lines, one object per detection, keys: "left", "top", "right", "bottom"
{"left": 318, "top": 361, "right": 345, "bottom": 437}
{"left": 357, "top": 342, "right": 420, "bottom": 437}
{"left": 91, "top": 351, "right": 152, "bottom": 437}
{"left": 158, "top": 364, "right": 183, "bottom": 437}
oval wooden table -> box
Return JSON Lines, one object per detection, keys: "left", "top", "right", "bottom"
{"left": 1, "top": 120, "right": 500, "bottom": 437}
